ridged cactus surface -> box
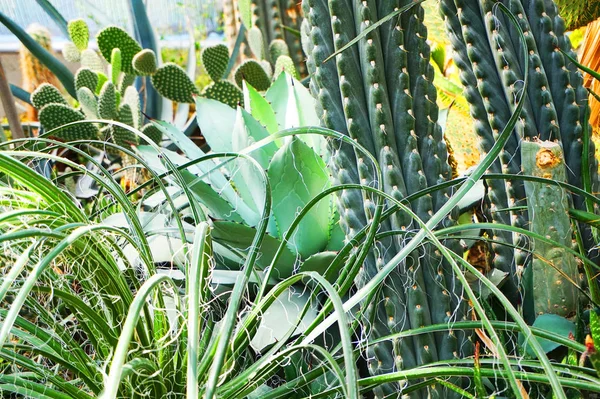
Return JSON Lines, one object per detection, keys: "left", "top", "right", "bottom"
{"left": 302, "top": 0, "right": 470, "bottom": 396}
{"left": 521, "top": 140, "right": 579, "bottom": 317}
{"left": 440, "top": 0, "right": 599, "bottom": 302}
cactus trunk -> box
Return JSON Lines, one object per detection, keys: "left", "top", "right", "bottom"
{"left": 522, "top": 140, "right": 579, "bottom": 317}
{"left": 440, "top": 0, "right": 600, "bottom": 307}
{"left": 302, "top": 0, "right": 471, "bottom": 396}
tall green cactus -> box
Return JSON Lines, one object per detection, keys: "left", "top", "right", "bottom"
{"left": 440, "top": 0, "right": 599, "bottom": 305}
{"left": 521, "top": 140, "right": 579, "bottom": 318}
{"left": 302, "top": 0, "right": 470, "bottom": 396}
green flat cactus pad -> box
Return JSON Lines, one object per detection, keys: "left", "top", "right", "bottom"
{"left": 269, "top": 39, "right": 289, "bottom": 63}
{"left": 202, "top": 80, "right": 243, "bottom": 108}
{"left": 77, "top": 87, "right": 98, "bottom": 119}
{"left": 39, "top": 103, "right": 98, "bottom": 141}
{"left": 31, "top": 83, "right": 68, "bottom": 109}
{"left": 96, "top": 26, "right": 142, "bottom": 75}
{"left": 98, "top": 81, "right": 117, "bottom": 120}
{"left": 62, "top": 42, "right": 81, "bottom": 63}
{"left": 132, "top": 49, "right": 158, "bottom": 75}
{"left": 74, "top": 68, "right": 98, "bottom": 93}
{"left": 80, "top": 49, "right": 105, "bottom": 73}
{"left": 151, "top": 63, "right": 199, "bottom": 103}
{"left": 68, "top": 19, "right": 89, "bottom": 51}
{"left": 234, "top": 60, "right": 271, "bottom": 91}
{"left": 201, "top": 44, "right": 229, "bottom": 81}
{"left": 110, "top": 48, "right": 122, "bottom": 84}
{"left": 248, "top": 26, "right": 265, "bottom": 59}
{"left": 141, "top": 123, "right": 163, "bottom": 145}
{"left": 114, "top": 103, "right": 138, "bottom": 147}
{"left": 274, "top": 55, "right": 298, "bottom": 79}
{"left": 122, "top": 86, "right": 141, "bottom": 128}
{"left": 119, "top": 73, "right": 136, "bottom": 95}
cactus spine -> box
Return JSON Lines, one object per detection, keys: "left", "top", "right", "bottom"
{"left": 440, "top": 0, "right": 599, "bottom": 304}
{"left": 521, "top": 140, "right": 579, "bottom": 317}
{"left": 302, "top": 0, "right": 469, "bottom": 396}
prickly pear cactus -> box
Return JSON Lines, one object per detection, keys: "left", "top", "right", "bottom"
{"left": 201, "top": 44, "right": 230, "bottom": 81}
{"left": 521, "top": 140, "right": 579, "bottom": 317}
{"left": 302, "top": 0, "right": 470, "bottom": 396}
{"left": 151, "top": 63, "right": 199, "bottom": 103}
{"left": 440, "top": 0, "right": 600, "bottom": 303}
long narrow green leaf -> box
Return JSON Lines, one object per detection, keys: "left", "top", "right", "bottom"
{"left": 34, "top": 0, "right": 68, "bottom": 37}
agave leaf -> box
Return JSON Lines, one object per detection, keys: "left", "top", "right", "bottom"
{"left": 10, "top": 84, "right": 31, "bottom": 105}
{"left": 268, "top": 137, "right": 331, "bottom": 257}
{"left": 0, "top": 11, "right": 76, "bottom": 98}
{"left": 136, "top": 145, "right": 243, "bottom": 223}
{"left": 520, "top": 314, "right": 576, "bottom": 358}
{"left": 211, "top": 221, "right": 297, "bottom": 278}
{"left": 195, "top": 97, "right": 236, "bottom": 152}
{"left": 243, "top": 82, "right": 279, "bottom": 135}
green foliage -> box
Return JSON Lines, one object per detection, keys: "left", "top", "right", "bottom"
{"left": 554, "top": 0, "right": 600, "bottom": 30}
{"left": 202, "top": 80, "right": 243, "bottom": 108}
{"left": 132, "top": 48, "right": 158, "bottom": 75}
{"left": 234, "top": 60, "right": 271, "bottom": 91}
{"left": 201, "top": 44, "right": 230, "bottom": 81}
{"left": 67, "top": 18, "right": 89, "bottom": 50}
{"left": 151, "top": 62, "right": 199, "bottom": 103}
{"left": 96, "top": 26, "right": 142, "bottom": 75}
{"left": 31, "top": 83, "right": 68, "bottom": 109}
{"left": 38, "top": 103, "right": 98, "bottom": 140}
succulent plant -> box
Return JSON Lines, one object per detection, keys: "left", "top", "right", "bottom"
{"left": 302, "top": 0, "right": 470, "bottom": 395}
{"left": 67, "top": 19, "right": 89, "bottom": 51}
{"left": 440, "top": 0, "right": 599, "bottom": 306}
{"left": 521, "top": 140, "right": 580, "bottom": 318}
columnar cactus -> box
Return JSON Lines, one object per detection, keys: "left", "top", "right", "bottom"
{"left": 521, "top": 140, "right": 579, "bottom": 317}
{"left": 440, "top": 0, "right": 599, "bottom": 304}
{"left": 302, "top": 0, "right": 470, "bottom": 396}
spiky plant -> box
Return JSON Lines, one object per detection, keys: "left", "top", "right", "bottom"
{"left": 302, "top": 0, "right": 473, "bottom": 396}
{"left": 440, "top": 0, "right": 599, "bottom": 314}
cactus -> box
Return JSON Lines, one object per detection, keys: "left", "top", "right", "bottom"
{"left": 19, "top": 24, "right": 60, "bottom": 121}
{"left": 151, "top": 62, "right": 199, "bottom": 103}
{"left": 67, "top": 19, "right": 89, "bottom": 51}
{"left": 74, "top": 68, "right": 98, "bottom": 93}
{"left": 302, "top": 0, "right": 470, "bottom": 395}
{"left": 440, "top": 0, "right": 599, "bottom": 303}
{"left": 96, "top": 26, "right": 142, "bottom": 75}
{"left": 77, "top": 87, "right": 98, "bottom": 119}
{"left": 132, "top": 49, "right": 158, "bottom": 75}
{"left": 62, "top": 42, "right": 81, "bottom": 63}
{"left": 201, "top": 44, "right": 230, "bottom": 81}
{"left": 140, "top": 123, "right": 163, "bottom": 144}
{"left": 202, "top": 81, "right": 244, "bottom": 108}
{"left": 248, "top": 26, "right": 265, "bottom": 59}
{"left": 269, "top": 39, "right": 290, "bottom": 63}
{"left": 80, "top": 49, "right": 105, "bottom": 73}
{"left": 31, "top": 83, "right": 68, "bottom": 109}
{"left": 521, "top": 140, "right": 579, "bottom": 317}
{"left": 273, "top": 55, "right": 298, "bottom": 79}
{"left": 98, "top": 81, "right": 117, "bottom": 120}
{"left": 234, "top": 60, "right": 271, "bottom": 90}
{"left": 110, "top": 48, "right": 121, "bottom": 85}
{"left": 38, "top": 103, "right": 98, "bottom": 141}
